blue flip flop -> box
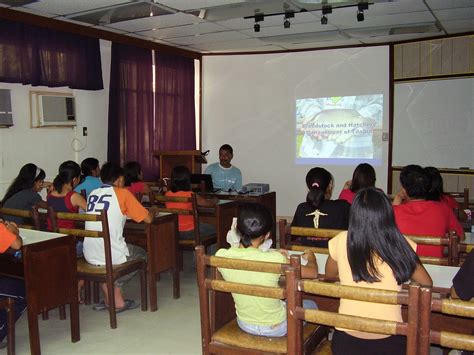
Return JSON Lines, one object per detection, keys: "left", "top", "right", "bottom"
{"left": 116, "top": 299, "right": 139, "bottom": 313}
{"left": 92, "top": 300, "right": 107, "bottom": 311}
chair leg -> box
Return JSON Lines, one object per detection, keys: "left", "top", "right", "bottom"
{"left": 59, "top": 305, "right": 66, "bottom": 320}
{"left": 7, "top": 298, "right": 15, "bottom": 355}
{"left": 93, "top": 282, "right": 100, "bottom": 303}
{"left": 140, "top": 267, "right": 148, "bottom": 312}
{"left": 149, "top": 270, "right": 158, "bottom": 312}
{"left": 84, "top": 281, "right": 91, "bottom": 305}
{"left": 179, "top": 250, "right": 184, "bottom": 271}
{"left": 70, "top": 301, "right": 80, "bottom": 343}
{"left": 106, "top": 282, "right": 117, "bottom": 329}
{"left": 173, "top": 267, "right": 180, "bottom": 300}
{"left": 41, "top": 310, "right": 49, "bottom": 320}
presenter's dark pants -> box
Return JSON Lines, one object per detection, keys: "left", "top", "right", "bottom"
{"left": 331, "top": 329, "right": 406, "bottom": 355}
{"left": 0, "top": 277, "right": 26, "bottom": 342}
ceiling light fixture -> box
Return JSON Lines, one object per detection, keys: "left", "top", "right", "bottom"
{"left": 254, "top": 22, "right": 260, "bottom": 32}
{"left": 321, "top": 5, "right": 331, "bottom": 25}
{"left": 357, "top": 1, "right": 368, "bottom": 22}
{"left": 254, "top": 12, "right": 264, "bottom": 33}
{"left": 284, "top": 10, "right": 294, "bottom": 29}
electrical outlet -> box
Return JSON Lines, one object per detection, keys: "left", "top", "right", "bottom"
{"left": 83, "top": 127, "right": 88, "bottom": 136}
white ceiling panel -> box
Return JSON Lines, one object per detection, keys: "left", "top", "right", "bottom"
{"left": 441, "top": 19, "right": 474, "bottom": 32}
{"left": 139, "top": 22, "right": 229, "bottom": 40}
{"left": 278, "top": 39, "right": 362, "bottom": 49}
{"left": 11, "top": 6, "right": 57, "bottom": 17}
{"left": 425, "top": 0, "right": 474, "bottom": 10}
{"left": 360, "top": 32, "right": 438, "bottom": 44}
{"left": 166, "top": 31, "right": 250, "bottom": 45}
{"left": 155, "top": 0, "right": 247, "bottom": 12}
{"left": 355, "top": 1, "right": 429, "bottom": 16}
{"left": 105, "top": 12, "right": 201, "bottom": 32}
{"left": 189, "top": 38, "right": 265, "bottom": 51}
{"left": 434, "top": 7, "right": 474, "bottom": 21}
{"left": 94, "top": 25, "right": 128, "bottom": 34}
{"left": 55, "top": 16, "right": 95, "bottom": 27}
{"left": 23, "top": 0, "right": 131, "bottom": 16}
{"left": 329, "top": 9, "right": 435, "bottom": 29}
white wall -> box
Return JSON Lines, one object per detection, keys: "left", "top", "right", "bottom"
{"left": 202, "top": 46, "right": 390, "bottom": 217}
{"left": 0, "top": 40, "right": 111, "bottom": 197}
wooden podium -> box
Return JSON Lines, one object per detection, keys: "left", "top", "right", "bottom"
{"left": 154, "top": 150, "right": 207, "bottom": 179}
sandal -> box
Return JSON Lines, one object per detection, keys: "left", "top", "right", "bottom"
{"left": 116, "top": 299, "right": 139, "bottom": 314}
{"left": 92, "top": 300, "right": 107, "bottom": 311}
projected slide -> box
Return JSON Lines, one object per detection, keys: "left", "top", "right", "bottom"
{"left": 296, "top": 94, "right": 383, "bottom": 165}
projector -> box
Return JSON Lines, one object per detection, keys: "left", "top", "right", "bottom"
{"left": 242, "top": 183, "right": 270, "bottom": 195}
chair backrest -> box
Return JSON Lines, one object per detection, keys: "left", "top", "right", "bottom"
{"left": 195, "top": 245, "right": 296, "bottom": 354}
{"left": 446, "top": 188, "right": 469, "bottom": 210}
{"left": 154, "top": 194, "right": 201, "bottom": 244}
{"left": 278, "top": 219, "right": 344, "bottom": 253}
{"left": 47, "top": 208, "right": 112, "bottom": 270}
{"left": 404, "top": 233, "right": 459, "bottom": 266}
{"left": 285, "top": 258, "right": 424, "bottom": 355}
{"left": 417, "top": 285, "right": 474, "bottom": 353}
{"left": 0, "top": 206, "right": 40, "bottom": 230}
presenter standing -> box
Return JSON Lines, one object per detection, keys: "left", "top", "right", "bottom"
{"left": 205, "top": 144, "right": 242, "bottom": 192}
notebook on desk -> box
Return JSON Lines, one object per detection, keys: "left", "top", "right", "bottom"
{"left": 190, "top": 174, "right": 221, "bottom": 193}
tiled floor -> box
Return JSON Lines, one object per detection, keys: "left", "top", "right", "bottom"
{"left": 6, "top": 251, "right": 451, "bottom": 354}
{"left": 11, "top": 252, "right": 202, "bottom": 355}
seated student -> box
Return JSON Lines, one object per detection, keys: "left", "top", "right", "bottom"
{"left": 123, "top": 161, "right": 151, "bottom": 199}
{"left": 393, "top": 165, "right": 464, "bottom": 257}
{"left": 451, "top": 250, "right": 474, "bottom": 301}
{"left": 291, "top": 167, "right": 350, "bottom": 247}
{"left": 204, "top": 144, "right": 242, "bottom": 192}
{"left": 47, "top": 161, "right": 87, "bottom": 231}
{"left": 165, "top": 166, "right": 217, "bottom": 240}
{"left": 2, "top": 163, "right": 50, "bottom": 224}
{"left": 74, "top": 158, "right": 102, "bottom": 198}
{"left": 216, "top": 203, "right": 317, "bottom": 337}
{"left": 338, "top": 163, "right": 376, "bottom": 204}
{"left": 0, "top": 220, "right": 26, "bottom": 349}
{"left": 326, "top": 187, "right": 432, "bottom": 355}
{"left": 424, "top": 166, "right": 467, "bottom": 222}
{"left": 84, "top": 162, "right": 157, "bottom": 312}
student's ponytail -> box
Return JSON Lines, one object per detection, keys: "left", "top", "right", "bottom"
{"left": 236, "top": 203, "right": 273, "bottom": 249}
{"left": 53, "top": 161, "right": 81, "bottom": 194}
{"left": 53, "top": 173, "right": 66, "bottom": 193}
{"left": 306, "top": 182, "right": 326, "bottom": 210}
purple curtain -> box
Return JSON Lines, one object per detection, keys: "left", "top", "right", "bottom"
{"left": 154, "top": 52, "right": 196, "bottom": 151}
{"left": 107, "top": 43, "right": 158, "bottom": 179}
{"left": 0, "top": 19, "right": 103, "bottom": 90}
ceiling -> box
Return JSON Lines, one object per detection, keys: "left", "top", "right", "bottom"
{"left": 1, "top": 0, "right": 473, "bottom": 54}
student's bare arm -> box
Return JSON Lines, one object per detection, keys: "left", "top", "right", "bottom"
{"left": 71, "top": 193, "right": 87, "bottom": 211}
{"left": 411, "top": 263, "right": 432, "bottom": 287}
{"left": 142, "top": 206, "right": 159, "bottom": 224}
{"left": 4, "top": 222, "right": 22, "bottom": 250}
{"left": 325, "top": 256, "right": 339, "bottom": 279}
{"left": 301, "top": 250, "right": 318, "bottom": 279}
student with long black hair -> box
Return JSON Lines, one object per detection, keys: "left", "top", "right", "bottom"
{"left": 47, "top": 161, "right": 87, "bottom": 231}
{"left": 338, "top": 163, "right": 376, "bottom": 204}
{"left": 2, "top": 163, "right": 50, "bottom": 224}
{"left": 291, "top": 167, "right": 350, "bottom": 247}
{"left": 74, "top": 157, "right": 101, "bottom": 198}
{"left": 325, "top": 187, "right": 432, "bottom": 355}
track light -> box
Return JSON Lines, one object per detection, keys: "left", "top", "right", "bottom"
{"left": 358, "top": 2, "right": 369, "bottom": 11}
{"left": 284, "top": 10, "right": 293, "bottom": 29}
{"left": 321, "top": 5, "right": 331, "bottom": 25}
{"left": 254, "top": 22, "right": 260, "bottom": 32}
{"left": 357, "top": 10, "right": 364, "bottom": 22}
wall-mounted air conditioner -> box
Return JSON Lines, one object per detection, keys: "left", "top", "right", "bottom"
{"left": 30, "top": 91, "right": 76, "bottom": 128}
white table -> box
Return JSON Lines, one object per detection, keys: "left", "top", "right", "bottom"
{"left": 288, "top": 251, "right": 458, "bottom": 289}
{"left": 19, "top": 228, "right": 66, "bottom": 245}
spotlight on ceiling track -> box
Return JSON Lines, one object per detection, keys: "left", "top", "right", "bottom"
{"left": 357, "top": 10, "right": 364, "bottom": 22}
{"left": 254, "top": 22, "right": 260, "bottom": 32}
{"left": 358, "top": 2, "right": 369, "bottom": 11}
{"left": 254, "top": 12, "right": 263, "bottom": 32}
{"left": 283, "top": 10, "right": 294, "bottom": 29}
{"left": 321, "top": 5, "right": 331, "bottom": 25}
